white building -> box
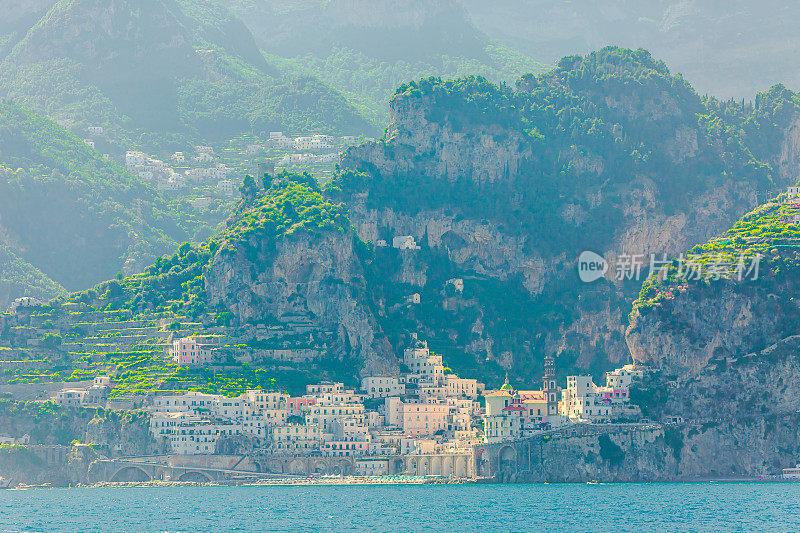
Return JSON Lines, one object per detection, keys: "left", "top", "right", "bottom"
{"left": 271, "top": 424, "right": 321, "bottom": 454}
{"left": 53, "top": 389, "right": 87, "bottom": 407}
{"left": 604, "top": 364, "right": 644, "bottom": 391}
{"left": 152, "top": 391, "right": 222, "bottom": 413}
{"left": 560, "top": 375, "right": 611, "bottom": 422}
{"left": 8, "top": 297, "right": 45, "bottom": 314}
{"left": 444, "top": 375, "right": 482, "bottom": 400}
{"left": 125, "top": 151, "right": 147, "bottom": 168}
{"left": 361, "top": 377, "right": 405, "bottom": 399}
{"left": 216, "top": 180, "right": 236, "bottom": 197}
{"left": 393, "top": 235, "right": 420, "bottom": 250}
{"left": 402, "top": 338, "right": 444, "bottom": 386}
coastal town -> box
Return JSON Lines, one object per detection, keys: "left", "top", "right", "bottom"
{"left": 41, "top": 332, "right": 645, "bottom": 479}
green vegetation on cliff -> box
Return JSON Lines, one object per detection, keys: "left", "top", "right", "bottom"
{"left": 334, "top": 47, "right": 800, "bottom": 385}
{"left": 634, "top": 196, "right": 800, "bottom": 313}
{"left": 66, "top": 171, "right": 350, "bottom": 319}
{"left": 339, "top": 48, "right": 787, "bottom": 257}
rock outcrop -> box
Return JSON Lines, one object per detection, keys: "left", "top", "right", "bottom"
{"left": 205, "top": 230, "right": 396, "bottom": 376}
{"left": 621, "top": 195, "right": 800, "bottom": 475}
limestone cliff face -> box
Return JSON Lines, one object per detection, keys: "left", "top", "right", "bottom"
{"left": 204, "top": 230, "right": 396, "bottom": 376}
{"left": 621, "top": 194, "right": 800, "bottom": 473}
{"left": 84, "top": 411, "right": 164, "bottom": 457}
{"left": 627, "top": 278, "right": 800, "bottom": 376}
{"left": 346, "top": 96, "right": 532, "bottom": 187}
{"left": 339, "top": 80, "right": 791, "bottom": 377}
{"left": 625, "top": 250, "right": 800, "bottom": 425}
{"left": 508, "top": 418, "right": 800, "bottom": 482}
{"left": 776, "top": 115, "right": 800, "bottom": 185}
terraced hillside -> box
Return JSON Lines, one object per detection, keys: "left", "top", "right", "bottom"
{"left": 0, "top": 172, "right": 391, "bottom": 401}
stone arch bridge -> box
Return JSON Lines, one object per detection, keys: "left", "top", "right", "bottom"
{"left": 90, "top": 454, "right": 358, "bottom": 483}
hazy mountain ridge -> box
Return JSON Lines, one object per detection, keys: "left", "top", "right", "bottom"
{"left": 4, "top": 45, "right": 800, "bottom": 395}
{"left": 461, "top": 0, "right": 800, "bottom": 101}
{"left": 0, "top": 0, "right": 374, "bottom": 145}
{"left": 223, "top": 0, "right": 549, "bottom": 125}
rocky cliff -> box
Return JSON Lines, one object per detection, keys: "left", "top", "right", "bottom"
{"left": 501, "top": 419, "right": 800, "bottom": 482}
{"left": 621, "top": 196, "right": 800, "bottom": 475}
{"left": 204, "top": 223, "right": 396, "bottom": 376}
{"left": 336, "top": 49, "right": 800, "bottom": 384}
{"left": 0, "top": 401, "right": 161, "bottom": 486}
{"left": 44, "top": 173, "right": 400, "bottom": 382}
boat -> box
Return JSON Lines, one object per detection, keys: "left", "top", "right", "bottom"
{"left": 0, "top": 477, "right": 11, "bottom": 489}
{"left": 586, "top": 480, "right": 599, "bottom": 485}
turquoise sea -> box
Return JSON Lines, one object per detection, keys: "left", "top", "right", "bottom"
{"left": 1, "top": 482, "right": 798, "bottom": 532}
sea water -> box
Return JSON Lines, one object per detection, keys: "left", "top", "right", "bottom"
{"left": 0, "top": 482, "right": 798, "bottom": 532}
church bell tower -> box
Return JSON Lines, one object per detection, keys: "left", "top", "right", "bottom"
{"left": 542, "top": 355, "right": 558, "bottom": 416}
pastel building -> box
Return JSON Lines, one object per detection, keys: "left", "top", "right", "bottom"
{"left": 385, "top": 397, "right": 404, "bottom": 427}
{"left": 402, "top": 339, "right": 444, "bottom": 385}
{"left": 168, "top": 337, "right": 217, "bottom": 366}
{"left": 304, "top": 403, "right": 365, "bottom": 431}
{"left": 444, "top": 375, "right": 483, "bottom": 400}
{"left": 604, "top": 364, "right": 644, "bottom": 396}
{"left": 307, "top": 382, "right": 345, "bottom": 395}
{"left": 153, "top": 391, "right": 221, "bottom": 413}
{"left": 271, "top": 424, "right": 321, "bottom": 454}
{"left": 402, "top": 402, "right": 452, "bottom": 437}
{"left": 288, "top": 396, "right": 316, "bottom": 415}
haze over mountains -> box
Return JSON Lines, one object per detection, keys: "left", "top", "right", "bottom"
{"left": 4, "top": 1, "right": 800, "bottom": 484}
{"left": 1, "top": 0, "right": 800, "bottom": 364}
{"left": 0, "top": 0, "right": 372, "bottom": 146}
{"left": 0, "top": 103, "right": 200, "bottom": 307}
{"left": 461, "top": 0, "right": 800, "bottom": 101}
{"left": 3, "top": 0, "right": 799, "bottom": 139}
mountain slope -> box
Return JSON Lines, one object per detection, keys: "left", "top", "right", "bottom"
{"left": 0, "top": 0, "right": 373, "bottom": 145}
{"left": 0, "top": 241, "right": 65, "bottom": 309}
{"left": 332, "top": 47, "right": 800, "bottom": 384}
{"left": 223, "top": 0, "right": 548, "bottom": 125}
{"left": 623, "top": 191, "right": 800, "bottom": 477}
{"left": 50, "top": 173, "right": 393, "bottom": 381}
{"left": 0, "top": 103, "right": 196, "bottom": 293}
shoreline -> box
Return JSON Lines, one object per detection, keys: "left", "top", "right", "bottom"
{"left": 5, "top": 476, "right": 798, "bottom": 489}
